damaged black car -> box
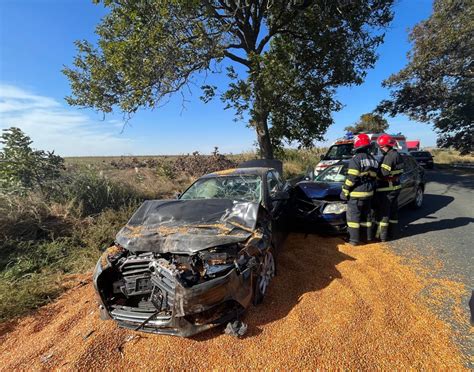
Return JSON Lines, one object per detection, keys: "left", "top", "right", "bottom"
{"left": 93, "top": 165, "right": 289, "bottom": 337}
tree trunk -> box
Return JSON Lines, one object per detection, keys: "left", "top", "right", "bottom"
{"left": 251, "top": 74, "right": 274, "bottom": 159}
{"left": 254, "top": 110, "right": 274, "bottom": 159}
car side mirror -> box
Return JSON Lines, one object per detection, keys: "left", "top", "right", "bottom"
{"left": 320, "top": 154, "right": 324, "bottom": 160}
{"left": 175, "top": 192, "right": 181, "bottom": 199}
{"left": 271, "top": 190, "right": 290, "bottom": 201}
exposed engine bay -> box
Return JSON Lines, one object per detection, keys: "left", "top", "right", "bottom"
{"left": 94, "top": 227, "right": 271, "bottom": 337}
{"left": 93, "top": 195, "right": 280, "bottom": 337}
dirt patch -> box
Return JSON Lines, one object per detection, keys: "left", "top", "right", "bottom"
{"left": 0, "top": 234, "right": 467, "bottom": 370}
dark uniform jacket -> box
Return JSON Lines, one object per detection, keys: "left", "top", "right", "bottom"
{"left": 342, "top": 152, "right": 378, "bottom": 199}
{"left": 377, "top": 148, "right": 404, "bottom": 192}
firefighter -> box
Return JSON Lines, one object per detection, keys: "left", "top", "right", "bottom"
{"left": 375, "top": 133, "right": 404, "bottom": 242}
{"left": 340, "top": 134, "right": 378, "bottom": 245}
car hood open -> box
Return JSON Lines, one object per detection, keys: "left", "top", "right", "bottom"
{"left": 115, "top": 199, "right": 259, "bottom": 254}
{"left": 296, "top": 181, "right": 343, "bottom": 200}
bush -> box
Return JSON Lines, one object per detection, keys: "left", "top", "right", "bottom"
{"left": 0, "top": 203, "right": 136, "bottom": 321}
{"left": 172, "top": 147, "right": 238, "bottom": 178}
{"left": 0, "top": 127, "right": 64, "bottom": 196}
{"left": 0, "top": 194, "right": 73, "bottom": 242}
{"left": 56, "top": 170, "right": 143, "bottom": 216}
{"left": 280, "top": 148, "right": 327, "bottom": 178}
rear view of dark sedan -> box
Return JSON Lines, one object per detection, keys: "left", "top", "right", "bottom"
{"left": 410, "top": 151, "right": 434, "bottom": 169}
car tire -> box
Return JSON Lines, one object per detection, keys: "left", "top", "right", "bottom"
{"left": 253, "top": 249, "right": 276, "bottom": 305}
{"left": 411, "top": 186, "right": 424, "bottom": 209}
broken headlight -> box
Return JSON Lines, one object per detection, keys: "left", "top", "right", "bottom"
{"left": 200, "top": 245, "right": 240, "bottom": 278}
{"left": 322, "top": 202, "right": 347, "bottom": 214}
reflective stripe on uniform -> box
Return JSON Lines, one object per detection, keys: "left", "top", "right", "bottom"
{"left": 342, "top": 188, "right": 350, "bottom": 195}
{"left": 349, "top": 190, "right": 374, "bottom": 198}
{"left": 379, "top": 221, "right": 389, "bottom": 227}
{"left": 390, "top": 169, "right": 403, "bottom": 175}
{"left": 358, "top": 171, "right": 377, "bottom": 177}
{"left": 347, "top": 221, "right": 360, "bottom": 228}
{"left": 389, "top": 220, "right": 398, "bottom": 224}
{"left": 360, "top": 222, "right": 372, "bottom": 227}
{"left": 381, "top": 163, "right": 391, "bottom": 171}
{"left": 348, "top": 168, "right": 360, "bottom": 176}
{"left": 376, "top": 185, "right": 402, "bottom": 192}
{"left": 345, "top": 179, "right": 354, "bottom": 187}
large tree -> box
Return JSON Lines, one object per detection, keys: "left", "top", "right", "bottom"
{"left": 344, "top": 113, "right": 389, "bottom": 134}
{"left": 378, "top": 0, "right": 473, "bottom": 154}
{"left": 64, "top": 0, "right": 394, "bottom": 159}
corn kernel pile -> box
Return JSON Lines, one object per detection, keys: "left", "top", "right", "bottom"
{"left": 0, "top": 234, "right": 468, "bottom": 370}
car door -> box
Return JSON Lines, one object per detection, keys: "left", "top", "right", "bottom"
{"left": 407, "top": 156, "right": 424, "bottom": 193}
{"left": 268, "top": 170, "right": 291, "bottom": 242}
{"left": 398, "top": 155, "right": 415, "bottom": 207}
{"left": 266, "top": 170, "right": 284, "bottom": 215}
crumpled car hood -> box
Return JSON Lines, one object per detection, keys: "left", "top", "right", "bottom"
{"left": 296, "top": 181, "right": 342, "bottom": 200}
{"left": 115, "top": 199, "right": 259, "bottom": 254}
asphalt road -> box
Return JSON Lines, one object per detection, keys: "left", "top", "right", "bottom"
{"left": 392, "top": 167, "right": 473, "bottom": 363}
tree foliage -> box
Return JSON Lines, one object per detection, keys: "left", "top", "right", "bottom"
{"left": 0, "top": 127, "right": 64, "bottom": 194}
{"left": 64, "top": 0, "right": 394, "bottom": 158}
{"left": 378, "top": 0, "right": 473, "bottom": 154}
{"left": 344, "top": 113, "right": 389, "bottom": 134}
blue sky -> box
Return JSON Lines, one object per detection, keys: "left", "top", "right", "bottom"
{"left": 0, "top": 0, "right": 435, "bottom": 156}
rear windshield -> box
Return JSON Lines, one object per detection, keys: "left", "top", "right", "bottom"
{"left": 411, "top": 151, "right": 431, "bottom": 157}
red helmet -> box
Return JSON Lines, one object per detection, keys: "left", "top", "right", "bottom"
{"left": 377, "top": 134, "right": 396, "bottom": 148}
{"left": 354, "top": 133, "right": 371, "bottom": 149}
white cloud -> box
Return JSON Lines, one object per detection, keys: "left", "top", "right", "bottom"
{"left": 0, "top": 83, "right": 134, "bottom": 156}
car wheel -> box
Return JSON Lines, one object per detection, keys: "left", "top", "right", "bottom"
{"left": 253, "top": 249, "right": 276, "bottom": 305}
{"left": 411, "top": 186, "right": 424, "bottom": 209}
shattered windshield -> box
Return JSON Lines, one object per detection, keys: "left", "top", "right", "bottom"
{"left": 180, "top": 175, "right": 262, "bottom": 203}
{"left": 315, "top": 164, "right": 348, "bottom": 183}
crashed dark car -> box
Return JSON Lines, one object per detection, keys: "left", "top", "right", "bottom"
{"left": 290, "top": 154, "right": 426, "bottom": 233}
{"left": 93, "top": 166, "right": 289, "bottom": 337}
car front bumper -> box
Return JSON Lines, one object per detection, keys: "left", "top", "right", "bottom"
{"left": 94, "top": 263, "right": 253, "bottom": 337}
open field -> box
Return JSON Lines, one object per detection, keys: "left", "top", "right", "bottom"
{"left": 428, "top": 148, "right": 474, "bottom": 165}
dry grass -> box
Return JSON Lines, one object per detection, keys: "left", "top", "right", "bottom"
{"left": 429, "top": 148, "right": 474, "bottom": 165}
{"left": 0, "top": 235, "right": 467, "bottom": 370}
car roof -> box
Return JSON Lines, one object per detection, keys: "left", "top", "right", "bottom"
{"left": 201, "top": 167, "right": 273, "bottom": 178}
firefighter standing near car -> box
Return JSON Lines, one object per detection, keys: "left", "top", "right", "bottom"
{"left": 375, "top": 134, "right": 404, "bottom": 242}
{"left": 340, "top": 134, "right": 378, "bottom": 246}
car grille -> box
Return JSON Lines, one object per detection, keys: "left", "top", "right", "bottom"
{"left": 117, "top": 254, "right": 153, "bottom": 296}
{"left": 149, "top": 259, "right": 177, "bottom": 313}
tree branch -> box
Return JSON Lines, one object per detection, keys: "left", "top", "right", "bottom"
{"left": 224, "top": 50, "right": 251, "bottom": 67}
